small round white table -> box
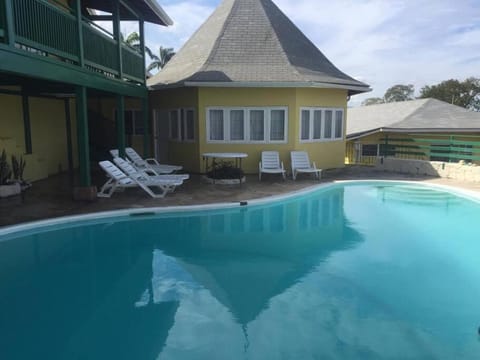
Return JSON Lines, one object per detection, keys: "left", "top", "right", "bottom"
{"left": 202, "top": 152, "right": 248, "bottom": 184}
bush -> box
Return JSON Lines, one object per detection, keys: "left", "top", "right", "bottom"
{"left": 207, "top": 161, "right": 244, "bottom": 179}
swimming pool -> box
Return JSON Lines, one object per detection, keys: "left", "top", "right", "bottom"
{"left": 0, "top": 181, "right": 479, "bottom": 359}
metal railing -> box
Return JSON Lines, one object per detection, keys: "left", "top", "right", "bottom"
{"left": 381, "top": 135, "right": 480, "bottom": 163}
{"left": 3, "top": 0, "right": 144, "bottom": 84}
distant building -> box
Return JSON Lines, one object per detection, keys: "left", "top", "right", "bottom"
{"left": 346, "top": 98, "right": 480, "bottom": 165}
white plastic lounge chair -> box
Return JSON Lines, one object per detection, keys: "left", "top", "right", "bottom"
{"left": 290, "top": 151, "right": 322, "bottom": 180}
{"left": 97, "top": 161, "right": 182, "bottom": 198}
{"left": 113, "top": 157, "right": 189, "bottom": 186}
{"left": 259, "top": 151, "right": 286, "bottom": 181}
{"left": 111, "top": 148, "right": 182, "bottom": 174}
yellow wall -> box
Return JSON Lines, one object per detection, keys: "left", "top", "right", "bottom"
{"left": 150, "top": 88, "right": 200, "bottom": 171}
{"left": 198, "top": 87, "right": 348, "bottom": 173}
{"left": 0, "top": 94, "right": 78, "bottom": 181}
{"left": 148, "top": 86, "right": 348, "bottom": 174}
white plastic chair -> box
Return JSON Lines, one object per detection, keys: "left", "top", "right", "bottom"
{"left": 290, "top": 151, "right": 322, "bottom": 180}
{"left": 110, "top": 148, "right": 182, "bottom": 174}
{"left": 113, "top": 157, "right": 189, "bottom": 189}
{"left": 97, "top": 161, "right": 182, "bottom": 198}
{"left": 259, "top": 151, "right": 286, "bottom": 181}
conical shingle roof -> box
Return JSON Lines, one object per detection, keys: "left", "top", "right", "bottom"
{"left": 148, "top": 0, "right": 370, "bottom": 95}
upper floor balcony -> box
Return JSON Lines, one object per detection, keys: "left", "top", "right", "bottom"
{"left": 0, "top": 0, "right": 171, "bottom": 87}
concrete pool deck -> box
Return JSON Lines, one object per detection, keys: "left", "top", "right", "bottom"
{"left": 1, "top": 165, "right": 480, "bottom": 227}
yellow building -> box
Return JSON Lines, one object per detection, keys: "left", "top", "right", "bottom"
{"left": 147, "top": 0, "right": 370, "bottom": 174}
{"left": 346, "top": 99, "right": 480, "bottom": 165}
{"left": 0, "top": 0, "right": 171, "bottom": 194}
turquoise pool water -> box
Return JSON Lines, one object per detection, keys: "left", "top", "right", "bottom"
{"left": 1, "top": 182, "right": 480, "bottom": 359}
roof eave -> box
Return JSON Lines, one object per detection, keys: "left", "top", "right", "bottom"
{"left": 150, "top": 80, "right": 371, "bottom": 94}
{"left": 144, "top": 0, "right": 173, "bottom": 26}
{"left": 347, "top": 127, "right": 480, "bottom": 140}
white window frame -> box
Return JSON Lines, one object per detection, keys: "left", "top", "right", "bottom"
{"left": 299, "top": 107, "right": 344, "bottom": 143}
{"left": 206, "top": 106, "right": 288, "bottom": 144}
{"left": 168, "top": 108, "right": 196, "bottom": 142}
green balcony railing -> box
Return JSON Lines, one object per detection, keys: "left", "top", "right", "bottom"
{"left": 0, "top": 0, "right": 7, "bottom": 41}
{"left": 2, "top": 0, "right": 144, "bottom": 84}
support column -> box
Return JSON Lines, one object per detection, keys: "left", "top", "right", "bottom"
{"left": 75, "top": 86, "right": 92, "bottom": 187}
{"left": 21, "top": 93, "right": 32, "bottom": 154}
{"left": 142, "top": 96, "right": 150, "bottom": 157}
{"left": 75, "top": 0, "right": 85, "bottom": 67}
{"left": 116, "top": 95, "right": 126, "bottom": 158}
{"left": 139, "top": 19, "right": 146, "bottom": 84}
{"left": 113, "top": 1, "right": 123, "bottom": 78}
{"left": 4, "top": 0, "right": 15, "bottom": 47}
{"left": 64, "top": 99, "right": 74, "bottom": 182}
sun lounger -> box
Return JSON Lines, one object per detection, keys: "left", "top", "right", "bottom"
{"left": 97, "top": 160, "right": 183, "bottom": 198}
{"left": 290, "top": 151, "right": 322, "bottom": 180}
{"left": 259, "top": 151, "right": 286, "bottom": 181}
{"left": 110, "top": 148, "right": 182, "bottom": 174}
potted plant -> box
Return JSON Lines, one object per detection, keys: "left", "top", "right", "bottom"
{"left": 0, "top": 149, "right": 21, "bottom": 198}
{"left": 11, "top": 154, "right": 31, "bottom": 191}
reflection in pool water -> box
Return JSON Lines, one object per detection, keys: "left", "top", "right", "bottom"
{"left": 0, "top": 183, "right": 479, "bottom": 359}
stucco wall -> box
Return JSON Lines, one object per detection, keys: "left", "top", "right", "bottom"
{"left": 0, "top": 93, "right": 77, "bottom": 182}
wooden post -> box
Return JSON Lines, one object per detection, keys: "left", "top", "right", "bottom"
{"left": 64, "top": 99, "right": 74, "bottom": 182}
{"left": 21, "top": 92, "right": 32, "bottom": 154}
{"left": 113, "top": 1, "right": 123, "bottom": 78}
{"left": 4, "top": 0, "right": 15, "bottom": 47}
{"left": 142, "top": 96, "right": 150, "bottom": 157}
{"left": 76, "top": 86, "right": 90, "bottom": 186}
{"left": 117, "top": 95, "right": 126, "bottom": 158}
{"left": 75, "top": 0, "right": 85, "bottom": 67}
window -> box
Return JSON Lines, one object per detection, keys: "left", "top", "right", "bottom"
{"left": 361, "top": 144, "right": 378, "bottom": 156}
{"left": 300, "top": 107, "right": 344, "bottom": 142}
{"left": 169, "top": 108, "right": 196, "bottom": 142}
{"left": 207, "top": 107, "right": 288, "bottom": 143}
{"left": 115, "top": 109, "right": 144, "bottom": 135}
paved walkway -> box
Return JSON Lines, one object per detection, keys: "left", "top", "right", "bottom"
{"left": 1, "top": 166, "right": 480, "bottom": 227}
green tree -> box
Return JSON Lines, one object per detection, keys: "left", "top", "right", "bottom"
{"left": 384, "top": 84, "right": 415, "bottom": 103}
{"left": 147, "top": 46, "right": 176, "bottom": 72}
{"left": 419, "top": 77, "right": 480, "bottom": 111}
{"left": 361, "top": 97, "right": 385, "bottom": 106}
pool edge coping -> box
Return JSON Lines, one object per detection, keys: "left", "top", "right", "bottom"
{"left": 1, "top": 179, "right": 480, "bottom": 237}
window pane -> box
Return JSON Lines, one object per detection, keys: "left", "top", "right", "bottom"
{"left": 335, "top": 110, "right": 343, "bottom": 138}
{"left": 362, "top": 144, "right": 378, "bottom": 156}
{"left": 185, "top": 110, "right": 195, "bottom": 140}
{"left": 125, "top": 111, "right": 134, "bottom": 135}
{"left": 209, "top": 110, "right": 224, "bottom": 140}
{"left": 230, "top": 110, "right": 244, "bottom": 140}
{"left": 250, "top": 110, "right": 265, "bottom": 141}
{"left": 324, "top": 110, "right": 332, "bottom": 139}
{"left": 301, "top": 110, "right": 310, "bottom": 140}
{"left": 313, "top": 110, "right": 322, "bottom": 139}
{"left": 270, "top": 110, "right": 285, "bottom": 141}
{"left": 170, "top": 110, "right": 179, "bottom": 139}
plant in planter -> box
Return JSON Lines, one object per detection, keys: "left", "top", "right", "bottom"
{"left": 11, "top": 155, "right": 30, "bottom": 190}
{"left": 207, "top": 161, "right": 245, "bottom": 179}
{"left": 0, "top": 149, "right": 21, "bottom": 198}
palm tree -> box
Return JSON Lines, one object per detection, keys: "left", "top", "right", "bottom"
{"left": 147, "top": 46, "right": 176, "bottom": 72}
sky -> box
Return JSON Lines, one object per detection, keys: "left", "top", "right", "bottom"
{"left": 134, "top": 0, "right": 480, "bottom": 106}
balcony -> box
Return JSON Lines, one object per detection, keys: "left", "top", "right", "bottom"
{"left": 0, "top": 0, "right": 145, "bottom": 85}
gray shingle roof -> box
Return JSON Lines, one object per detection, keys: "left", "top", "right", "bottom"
{"left": 347, "top": 98, "right": 480, "bottom": 139}
{"left": 148, "top": 0, "right": 370, "bottom": 94}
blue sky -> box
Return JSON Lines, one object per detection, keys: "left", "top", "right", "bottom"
{"left": 138, "top": 0, "right": 480, "bottom": 106}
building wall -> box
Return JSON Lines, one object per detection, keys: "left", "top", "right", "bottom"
{"left": 0, "top": 92, "right": 77, "bottom": 182}
{"left": 346, "top": 132, "right": 480, "bottom": 165}
{"left": 198, "top": 87, "right": 348, "bottom": 173}
{"left": 149, "top": 88, "right": 199, "bottom": 171}
{"left": 148, "top": 86, "right": 348, "bottom": 174}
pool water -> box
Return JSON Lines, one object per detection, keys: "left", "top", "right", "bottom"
{"left": 1, "top": 182, "right": 479, "bottom": 359}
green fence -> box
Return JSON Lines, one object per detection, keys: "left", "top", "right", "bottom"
{"left": 5, "top": 0, "right": 144, "bottom": 84}
{"left": 380, "top": 135, "right": 480, "bottom": 163}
